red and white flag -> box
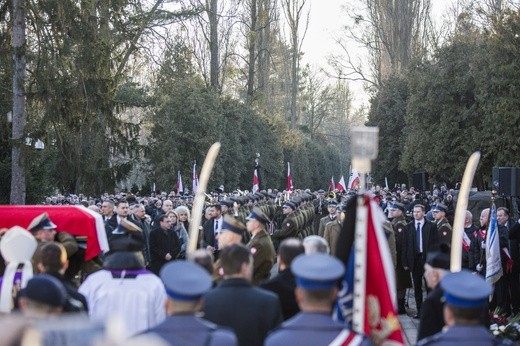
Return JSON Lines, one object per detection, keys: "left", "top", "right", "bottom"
{"left": 329, "top": 176, "right": 335, "bottom": 191}
{"left": 177, "top": 171, "right": 184, "bottom": 194}
{"left": 252, "top": 168, "right": 259, "bottom": 193}
{"left": 334, "top": 195, "right": 405, "bottom": 345}
{"left": 336, "top": 176, "right": 346, "bottom": 191}
{"left": 348, "top": 169, "right": 360, "bottom": 189}
{"left": 192, "top": 162, "right": 199, "bottom": 194}
{"left": 287, "top": 162, "right": 293, "bottom": 191}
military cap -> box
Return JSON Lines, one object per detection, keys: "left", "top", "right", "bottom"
{"left": 431, "top": 203, "right": 447, "bottom": 213}
{"left": 317, "top": 189, "right": 325, "bottom": 194}
{"left": 283, "top": 201, "right": 296, "bottom": 210}
{"left": 291, "top": 253, "right": 345, "bottom": 290}
{"left": 246, "top": 207, "right": 271, "bottom": 225}
{"left": 440, "top": 270, "right": 492, "bottom": 308}
{"left": 328, "top": 200, "right": 338, "bottom": 207}
{"left": 389, "top": 202, "right": 406, "bottom": 213}
{"left": 160, "top": 261, "right": 212, "bottom": 301}
{"left": 21, "top": 274, "right": 67, "bottom": 307}
{"left": 221, "top": 215, "right": 246, "bottom": 236}
{"left": 27, "top": 212, "right": 57, "bottom": 233}
{"left": 426, "top": 244, "right": 451, "bottom": 270}
{"left": 219, "top": 199, "right": 233, "bottom": 208}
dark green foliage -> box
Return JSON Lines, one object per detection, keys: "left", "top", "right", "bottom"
{"left": 367, "top": 75, "right": 409, "bottom": 187}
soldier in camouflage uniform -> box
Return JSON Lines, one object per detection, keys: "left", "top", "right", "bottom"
{"left": 389, "top": 202, "right": 412, "bottom": 314}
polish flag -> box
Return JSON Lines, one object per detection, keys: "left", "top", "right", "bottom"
{"left": 348, "top": 170, "right": 360, "bottom": 189}
{"left": 252, "top": 168, "right": 259, "bottom": 193}
{"left": 287, "top": 162, "right": 293, "bottom": 191}
{"left": 336, "top": 176, "right": 346, "bottom": 191}
{"left": 329, "top": 176, "right": 335, "bottom": 192}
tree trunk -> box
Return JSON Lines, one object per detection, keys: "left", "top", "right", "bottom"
{"left": 10, "top": 0, "right": 26, "bottom": 205}
{"left": 246, "top": 0, "right": 257, "bottom": 101}
{"left": 209, "top": 0, "right": 219, "bottom": 89}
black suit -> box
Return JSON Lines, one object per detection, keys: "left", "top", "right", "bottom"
{"left": 149, "top": 227, "right": 181, "bottom": 275}
{"left": 260, "top": 269, "right": 299, "bottom": 320}
{"left": 402, "top": 219, "right": 438, "bottom": 312}
{"left": 203, "top": 278, "right": 283, "bottom": 346}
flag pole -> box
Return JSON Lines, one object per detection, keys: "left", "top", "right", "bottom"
{"left": 187, "top": 143, "right": 221, "bottom": 255}
{"left": 450, "top": 151, "right": 480, "bottom": 272}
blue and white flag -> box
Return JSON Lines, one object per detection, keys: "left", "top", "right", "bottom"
{"left": 486, "top": 204, "right": 503, "bottom": 284}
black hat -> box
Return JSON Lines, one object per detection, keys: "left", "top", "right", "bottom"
{"left": 246, "top": 207, "right": 271, "bottom": 225}
{"left": 108, "top": 235, "right": 143, "bottom": 253}
{"left": 291, "top": 254, "right": 345, "bottom": 290}
{"left": 221, "top": 215, "right": 246, "bottom": 236}
{"left": 441, "top": 270, "right": 492, "bottom": 308}
{"left": 426, "top": 244, "right": 451, "bottom": 270}
{"left": 160, "top": 261, "right": 212, "bottom": 301}
{"left": 21, "top": 274, "right": 66, "bottom": 307}
{"left": 27, "top": 213, "right": 57, "bottom": 233}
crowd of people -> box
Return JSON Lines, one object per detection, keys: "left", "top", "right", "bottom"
{"left": 0, "top": 183, "right": 519, "bottom": 345}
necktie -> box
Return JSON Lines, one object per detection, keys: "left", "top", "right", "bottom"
{"left": 416, "top": 223, "right": 422, "bottom": 253}
{"left": 214, "top": 220, "right": 219, "bottom": 250}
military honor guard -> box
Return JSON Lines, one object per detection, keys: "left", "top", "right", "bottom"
{"left": 265, "top": 253, "right": 371, "bottom": 346}
{"left": 245, "top": 207, "right": 276, "bottom": 285}
{"left": 141, "top": 261, "right": 238, "bottom": 345}
{"left": 431, "top": 203, "right": 452, "bottom": 245}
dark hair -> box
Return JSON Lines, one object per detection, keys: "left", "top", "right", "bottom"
{"left": 220, "top": 244, "right": 251, "bottom": 275}
{"left": 39, "top": 242, "right": 66, "bottom": 273}
{"left": 279, "top": 238, "right": 305, "bottom": 266}
{"left": 414, "top": 204, "right": 425, "bottom": 211}
{"left": 447, "top": 303, "right": 486, "bottom": 323}
{"left": 211, "top": 204, "right": 222, "bottom": 213}
{"left": 189, "top": 249, "right": 214, "bottom": 275}
{"left": 157, "top": 214, "right": 169, "bottom": 223}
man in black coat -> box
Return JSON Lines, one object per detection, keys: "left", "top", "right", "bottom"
{"left": 149, "top": 214, "right": 181, "bottom": 275}
{"left": 260, "top": 238, "right": 305, "bottom": 320}
{"left": 402, "top": 204, "right": 439, "bottom": 318}
{"left": 417, "top": 245, "right": 450, "bottom": 341}
{"left": 203, "top": 244, "right": 283, "bottom": 346}
{"left": 202, "top": 204, "right": 224, "bottom": 260}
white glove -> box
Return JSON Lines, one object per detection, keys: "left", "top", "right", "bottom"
{"left": 476, "top": 264, "right": 483, "bottom": 272}
{"left": 481, "top": 241, "right": 486, "bottom": 249}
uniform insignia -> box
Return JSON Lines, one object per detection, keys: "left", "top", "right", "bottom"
{"left": 398, "top": 228, "right": 402, "bottom": 232}
{"left": 443, "top": 232, "right": 447, "bottom": 236}
{"left": 250, "top": 247, "right": 257, "bottom": 255}
{"left": 286, "top": 223, "right": 291, "bottom": 227}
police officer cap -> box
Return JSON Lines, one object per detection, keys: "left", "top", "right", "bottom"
{"left": 389, "top": 202, "right": 406, "bottom": 213}
{"left": 246, "top": 207, "right": 271, "bottom": 225}
{"left": 221, "top": 215, "right": 246, "bottom": 236}
{"left": 21, "top": 274, "right": 67, "bottom": 307}
{"left": 160, "top": 261, "right": 212, "bottom": 301}
{"left": 328, "top": 200, "right": 338, "bottom": 207}
{"left": 27, "top": 212, "right": 57, "bottom": 233}
{"left": 283, "top": 201, "right": 296, "bottom": 210}
{"left": 432, "top": 203, "right": 447, "bottom": 213}
{"left": 426, "top": 244, "right": 451, "bottom": 270}
{"left": 291, "top": 253, "right": 345, "bottom": 290}
{"left": 440, "top": 270, "right": 493, "bottom": 308}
